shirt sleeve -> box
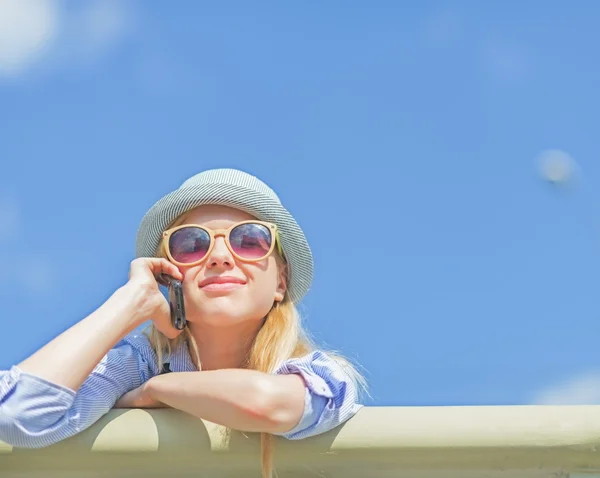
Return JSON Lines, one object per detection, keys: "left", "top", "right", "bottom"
{"left": 0, "top": 332, "right": 158, "bottom": 448}
{"left": 273, "top": 350, "right": 363, "bottom": 440}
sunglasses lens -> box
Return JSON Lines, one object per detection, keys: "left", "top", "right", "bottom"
{"left": 169, "top": 227, "right": 211, "bottom": 263}
{"left": 229, "top": 223, "right": 273, "bottom": 259}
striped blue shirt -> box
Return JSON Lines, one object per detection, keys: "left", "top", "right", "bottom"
{"left": 0, "top": 330, "right": 362, "bottom": 448}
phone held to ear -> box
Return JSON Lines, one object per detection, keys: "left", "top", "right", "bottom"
{"left": 158, "top": 274, "right": 187, "bottom": 330}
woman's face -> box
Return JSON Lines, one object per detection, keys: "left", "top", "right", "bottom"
{"left": 170, "top": 205, "right": 286, "bottom": 328}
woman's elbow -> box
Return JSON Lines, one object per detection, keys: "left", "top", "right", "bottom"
{"left": 0, "top": 403, "right": 73, "bottom": 448}
{"left": 0, "top": 416, "right": 64, "bottom": 449}
{"left": 246, "top": 375, "right": 305, "bottom": 433}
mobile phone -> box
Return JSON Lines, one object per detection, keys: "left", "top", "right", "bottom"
{"left": 158, "top": 274, "right": 187, "bottom": 330}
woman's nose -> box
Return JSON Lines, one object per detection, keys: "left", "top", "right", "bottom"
{"left": 206, "top": 237, "right": 234, "bottom": 269}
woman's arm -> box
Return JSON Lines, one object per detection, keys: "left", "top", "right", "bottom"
{"left": 140, "top": 351, "right": 363, "bottom": 437}
{"left": 16, "top": 286, "right": 140, "bottom": 391}
{"left": 145, "top": 369, "right": 306, "bottom": 433}
{"left": 0, "top": 258, "right": 184, "bottom": 449}
{"left": 0, "top": 334, "right": 158, "bottom": 448}
{"left": 16, "top": 258, "right": 182, "bottom": 392}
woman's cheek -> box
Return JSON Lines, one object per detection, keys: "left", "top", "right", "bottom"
{"left": 181, "top": 265, "right": 200, "bottom": 282}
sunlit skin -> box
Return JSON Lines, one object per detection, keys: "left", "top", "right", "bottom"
{"left": 18, "top": 205, "right": 305, "bottom": 434}
{"left": 113, "top": 205, "right": 305, "bottom": 432}
{"left": 176, "top": 205, "right": 287, "bottom": 371}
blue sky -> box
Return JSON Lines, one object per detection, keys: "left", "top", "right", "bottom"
{"left": 1, "top": 0, "right": 600, "bottom": 407}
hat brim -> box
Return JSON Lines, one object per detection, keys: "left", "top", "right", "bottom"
{"left": 135, "top": 182, "right": 313, "bottom": 304}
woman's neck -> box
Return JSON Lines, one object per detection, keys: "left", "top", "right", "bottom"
{"left": 187, "top": 321, "right": 263, "bottom": 371}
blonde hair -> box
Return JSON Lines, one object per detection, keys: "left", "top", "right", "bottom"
{"left": 145, "top": 214, "right": 367, "bottom": 477}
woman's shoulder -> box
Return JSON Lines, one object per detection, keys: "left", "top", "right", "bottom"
{"left": 118, "top": 326, "right": 155, "bottom": 354}
{"left": 111, "top": 325, "right": 162, "bottom": 373}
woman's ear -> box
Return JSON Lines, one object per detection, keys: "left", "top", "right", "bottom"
{"left": 274, "top": 265, "right": 287, "bottom": 302}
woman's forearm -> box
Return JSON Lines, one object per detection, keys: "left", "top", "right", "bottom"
{"left": 17, "top": 286, "right": 141, "bottom": 392}
{"left": 146, "top": 369, "right": 306, "bottom": 433}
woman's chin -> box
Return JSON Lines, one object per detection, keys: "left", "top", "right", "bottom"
{"left": 185, "top": 291, "right": 273, "bottom": 328}
{"left": 188, "top": 300, "right": 253, "bottom": 326}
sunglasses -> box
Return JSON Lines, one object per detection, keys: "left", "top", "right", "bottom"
{"left": 161, "top": 220, "right": 283, "bottom": 266}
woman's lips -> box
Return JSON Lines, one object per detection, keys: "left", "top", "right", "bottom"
{"left": 198, "top": 276, "right": 246, "bottom": 291}
{"left": 201, "top": 282, "right": 245, "bottom": 291}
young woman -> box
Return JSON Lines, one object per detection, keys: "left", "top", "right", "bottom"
{"left": 0, "top": 168, "right": 365, "bottom": 477}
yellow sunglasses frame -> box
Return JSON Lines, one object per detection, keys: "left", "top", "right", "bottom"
{"left": 161, "top": 220, "right": 283, "bottom": 267}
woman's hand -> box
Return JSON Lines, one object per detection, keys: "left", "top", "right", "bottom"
{"left": 114, "top": 381, "right": 167, "bottom": 409}
{"left": 124, "top": 257, "right": 184, "bottom": 339}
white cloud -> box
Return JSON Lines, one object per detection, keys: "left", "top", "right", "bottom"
{"left": 531, "top": 372, "right": 600, "bottom": 405}
{"left": 0, "top": 0, "right": 133, "bottom": 78}
{"left": 536, "top": 149, "right": 579, "bottom": 186}
{"left": 0, "top": 0, "right": 59, "bottom": 76}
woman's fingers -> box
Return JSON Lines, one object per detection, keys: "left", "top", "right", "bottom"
{"left": 124, "top": 258, "right": 185, "bottom": 337}
{"left": 129, "top": 258, "right": 183, "bottom": 283}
